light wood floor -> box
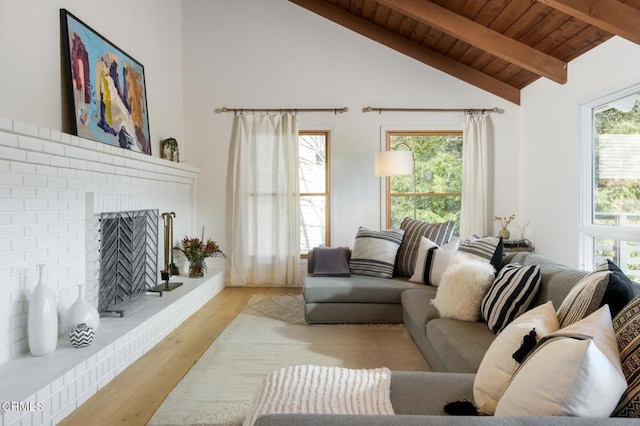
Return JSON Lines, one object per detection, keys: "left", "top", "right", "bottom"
{"left": 60, "top": 286, "right": 301, "bottom": 426}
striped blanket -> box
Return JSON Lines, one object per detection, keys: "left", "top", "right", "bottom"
{"left": 243, "top": 365, "right": 394, "bottom": 425}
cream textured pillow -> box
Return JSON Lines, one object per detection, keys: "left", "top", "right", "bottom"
{"left": 409, "top": 237, "right": 459, "bottom": 286}
{"left": 495, "top": 306, "right": 627, "bottom": 417}
{"left": 431, "top": 259, "right": 495, "bottom": 322}
{"left": 473, "top": 301, "right": 559, "bottom": 415}
{"left": 556, "top": 269, "right": 610, "bottom": 327}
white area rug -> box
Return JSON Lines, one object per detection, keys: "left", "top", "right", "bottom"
{"left": 148, "top": 294, "right": 430, "bottom": 425}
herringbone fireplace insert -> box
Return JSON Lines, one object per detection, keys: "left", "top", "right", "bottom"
{"left": 98, "top": 209, "right": 159, "bottom": 315}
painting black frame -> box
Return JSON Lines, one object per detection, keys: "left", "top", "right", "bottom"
{"left": 60, "top": 9, "right": 152, "bottom": 155}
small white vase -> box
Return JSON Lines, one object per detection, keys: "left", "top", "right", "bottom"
{"left": 62, "top": 285, "right": 100, "bottom": 335}
{"left": 28, "top": 264, "right": 58, "bottom": 356}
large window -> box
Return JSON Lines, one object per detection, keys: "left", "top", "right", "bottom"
{"left": 581, "top": 85, "right": 640, "bottom": 280}
{"left": 385, "top": 131, "right": 463, "bottom": 232}
{"left": 299, "top": 131, "right": 330, "bottom": 256}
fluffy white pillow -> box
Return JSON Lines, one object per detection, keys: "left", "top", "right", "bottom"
{"left": 495, "top": 306, "right": 627, "bottom": 417}
{"left": 431, "top": 259, "right": 495, "bottom": 322}
{"left": 409, "top": 237, "right": 459, "bottom": 286}
{"left": 473, "top": 301, "right": 559, "bottom": 415}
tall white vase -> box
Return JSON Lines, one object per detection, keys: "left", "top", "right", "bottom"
{"left": 61, "top": 285, "right": 100, "bottom": 335}
{"left": 28, "top": 264, "right": 58, "bottom": 356}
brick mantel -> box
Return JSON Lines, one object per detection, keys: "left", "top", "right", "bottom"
{"left": 0, "top": 117, "right": 219, "bottom": 424}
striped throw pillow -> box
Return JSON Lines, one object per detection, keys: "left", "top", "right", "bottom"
{"left": 557, "top": 260, "right": 638, "bottom": 328}
{"left": 395, "top": 218, "right": 455, "bottom": 277}
{"left": 349, "top": 227, "right": 405, "bottom": 278}
{"left": 457, "top": 236, "right": 504, "bottom": 273}
{"left": 556, "top": 269, "right": 611, "bottom": 328}
{"left": 481, "top": 263, "right": 541, "bottom": 334}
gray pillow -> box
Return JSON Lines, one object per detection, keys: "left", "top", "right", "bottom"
{"left": 312, "top": 247, "right": 351, "bottom": 277}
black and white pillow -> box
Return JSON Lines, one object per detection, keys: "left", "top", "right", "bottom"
{"left": 557, "top": 260, "right": 638, "bottom": 328}
{"left": 613, "top": 296, "right": 640, "bottom": 418}
{"left": 457, "top": 236, "right": 504, "bottom": 273}
{"left": 409, "top": 237, "right": 459, "bottom": 286}
{"left": 349, "top": 227, "right": 405, "bottom": 278}
{"left": 395, "top": 218, "right": 455, "bottom": 277}
{"left": 481, "top": 263, "right": 541, "bottom": 334}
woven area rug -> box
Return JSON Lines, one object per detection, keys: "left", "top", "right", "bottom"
{"left": 148, "top": 294, "right": 430, "bottom": 425}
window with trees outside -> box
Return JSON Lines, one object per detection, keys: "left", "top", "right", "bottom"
{"left": 580, "top": 85, "right": 640, "bottom": 281}
{"left": 386, "top": 131, "right": 462, "bottom": 233}
{"left": 299, "top": 131, "right": 330, "bottom": 257}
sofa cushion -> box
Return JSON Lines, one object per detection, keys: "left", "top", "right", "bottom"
{"left": 511, "top": 253, "right": 588, "bottom": 309}
{"left": 409, "top": 237, "right": 459, "bottom": 286}
{"left": 390, "top": 371, "right": 475, "bottom": 415}
{"left": 395, "top": 218, "right": 455, "bottom": 277}
{"left": 426, "top": 319, "right": 496, "bottom": 373}
{"left": 495, "top": 306, "right": 626, "bottom": 418}
{"left": 613, "top": 295, "right": 640, "bottom": 417}
{"left": 473, "top": 302, "right": 559, "bottom": 415}
{"left": 349, "top": 227, "right": 404, "bottom": 278}
{"left": 401, "top": 288, "right": 439, "bottom": 332}
{"left": 431, "top": 259, "right": 495, "bottom": 322}
{"left": 304, "top": 275, "right": 422, "bottom": 304}
{"left": 481, "top": 263, "right": 541, "bottom": 333}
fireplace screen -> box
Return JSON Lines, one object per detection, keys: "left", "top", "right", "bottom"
{"left": 98, "top": 209, "right": 159, "bottom": 314}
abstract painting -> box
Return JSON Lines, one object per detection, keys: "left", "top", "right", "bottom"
{"left": 60, "top": 9, "right": 151, "bottom": 155}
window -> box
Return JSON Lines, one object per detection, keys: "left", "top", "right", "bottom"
{"left": 299, "top": 131, "right": 330, "bottom": 256}
{"left": 580, "top": 85, "right": 640, "bottom": 280}
{"left": 385, "top": 131, "right": 463, "bottom": 232}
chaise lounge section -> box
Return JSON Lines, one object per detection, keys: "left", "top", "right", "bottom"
{"left": 304, "top": 248, "right": 427, "bottom": 324}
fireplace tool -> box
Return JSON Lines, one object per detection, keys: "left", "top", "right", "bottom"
{"left": 168, "top": 213, "right": 180, "bottom": 276}
{"left": 150, "top": 212, "right": 183, "bottom": 293}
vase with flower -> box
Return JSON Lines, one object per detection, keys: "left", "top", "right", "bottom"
{"left": 176, "top": 228, "right": 225, "bottom": 278}
{"left": 495, "top": 214, "right": 515, "bottom": 240}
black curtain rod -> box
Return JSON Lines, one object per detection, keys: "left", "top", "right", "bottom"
{"left": 362, "top": 106, "right": 502, "bottom": 114}
{"left": 215, "top": 107, "right": 349, "bottom": 114}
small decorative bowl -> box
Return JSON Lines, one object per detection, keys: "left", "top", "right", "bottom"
{"left": 69, "top": 323, "right": 94, "bottom": 348}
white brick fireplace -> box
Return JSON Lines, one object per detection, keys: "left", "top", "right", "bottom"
{"left": 0, "top": 117, "right": 224, "bottom": 424}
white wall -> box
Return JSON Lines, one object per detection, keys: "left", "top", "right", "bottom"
{"left": 520, "top": 37, "right": 640, "bottom": 267}
{"left": 181, "top": 0, "right": 521, "bottom": 254}
{"left": 0, "top": 0, "right": 184, "bottom": 153}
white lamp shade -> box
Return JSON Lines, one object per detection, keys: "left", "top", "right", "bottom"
{"left": 375, "top": 151, "right": 414, "bottom": 176}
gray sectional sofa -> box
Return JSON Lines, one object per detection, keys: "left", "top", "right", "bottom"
{"left": 305, "top": 250, "right": 588, "bottom": 372}
{"left": 254, "top": 250, "right": 639, "bottom": 425}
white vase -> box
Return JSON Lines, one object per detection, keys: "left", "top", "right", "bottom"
{"left": 62, "top": 285, "right": 100, "bottom": 335}
{"left": 28, "top": 264, "right": 58, "bottom": 356}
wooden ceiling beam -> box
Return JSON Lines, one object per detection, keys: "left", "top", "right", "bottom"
{"left": 288, "top": 0, "right": 520, "bottom": 104}
{"left": 536, "top": 0, "right": 640, "bottom": 45}
{"left": 377, "top": 0, "right": 568, "bottom": 84}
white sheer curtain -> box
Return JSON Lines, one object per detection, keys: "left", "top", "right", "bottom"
{"left": 228, "top": 113, "right": 300, "bottom": 286}
{"left": 460, "top": 111, "right": 489, "bottom": 239}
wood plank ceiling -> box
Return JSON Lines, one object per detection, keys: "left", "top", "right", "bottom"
{"left": 289, "top": 0, "right": 640, "bottom": 105}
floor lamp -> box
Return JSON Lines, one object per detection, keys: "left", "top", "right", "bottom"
{"left": 375, "top": 151, "right": 414, "bottom": 227}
